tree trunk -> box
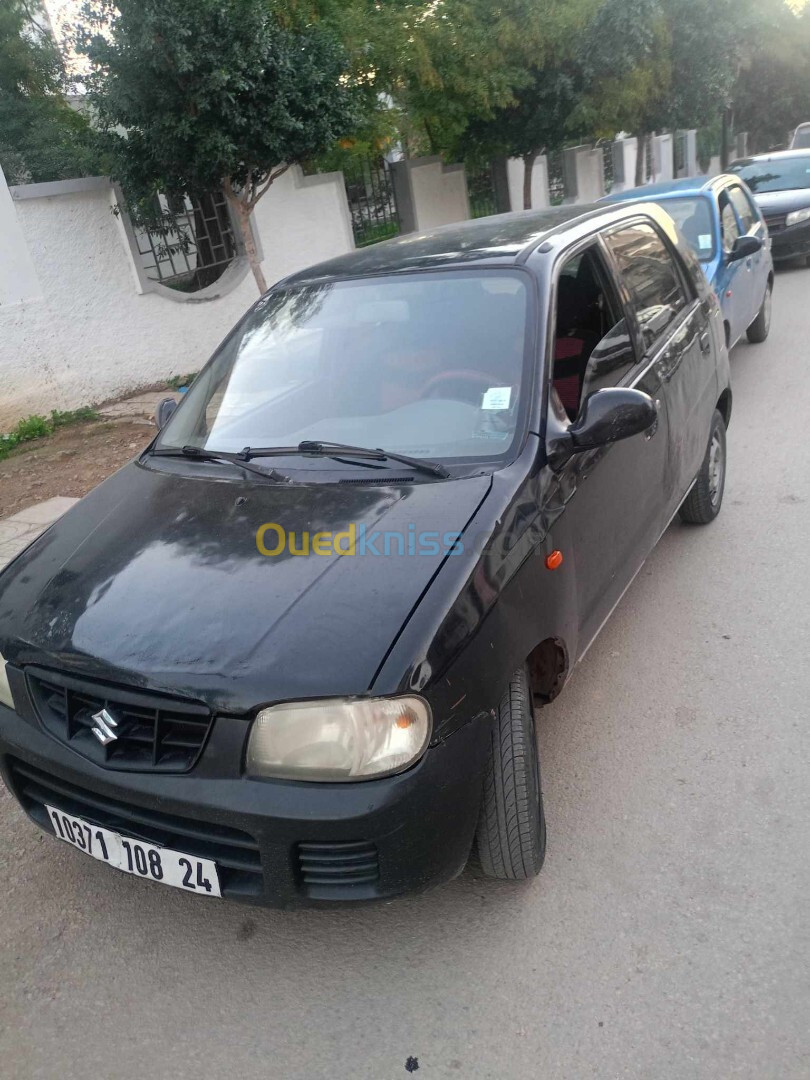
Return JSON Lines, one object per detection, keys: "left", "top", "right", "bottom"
{"left": 634, "top": 131, "right": 646, "bottom": 187}
{"left": 523, "top": 152, "right": 536, "bottom": 210}
{"left": 232, "top": 200, "right": 267, "bottom": 295}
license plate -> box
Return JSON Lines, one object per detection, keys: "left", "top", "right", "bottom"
{"left": 45, "top": 804, "right": 221, "bottom": 898}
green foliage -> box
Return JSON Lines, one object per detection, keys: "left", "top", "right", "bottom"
{"left": 166, "top": 373, "right": 198, "bottom": 391}
{"left": 76, "top": 1, "right": 358, "bottom": 205}
{"left": 0, "top": 0, "right": 106, "bottom": 183}
{"left": 733, "top": 7, "right": 810, "bottom": 152}
{"left": 75, "top": 0, "right": 360, "bottom": 291}
{"left": 0, "top": 408, "right": 99, "bottom": 462}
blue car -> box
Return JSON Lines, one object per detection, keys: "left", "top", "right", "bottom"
{"left": 603, "top": 175, "right": 774, "bottom": 347}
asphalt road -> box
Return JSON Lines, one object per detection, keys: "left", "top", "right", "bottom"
{"left": 1, "top": 265, "right": 808, "bottom": 1080}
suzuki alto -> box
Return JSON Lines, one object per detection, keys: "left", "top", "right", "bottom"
{"left": 0, "top": 202, "right": 731, "bottom": 906}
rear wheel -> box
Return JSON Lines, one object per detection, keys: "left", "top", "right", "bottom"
{"left": 679, "top": 409, "right": 727, "bottom": 525}
{"left": 746, "top": 283, "right": 772, "bottom": 344}
{"left": 475, "top": 667, "right": 546, "bottom": 879}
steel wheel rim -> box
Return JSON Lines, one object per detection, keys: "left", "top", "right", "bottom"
{"left": 708, "top": 432, "right": 725, "bottom": 508}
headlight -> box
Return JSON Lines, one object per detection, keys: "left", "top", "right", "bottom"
{"left": 786, "top": 207, "right": 810, "bottom": 227}
{"left": 245, "top": 696, "right": 432, "bottom": 781}
{"left": 0, "top": 653, "right": 14, "bottom": 710}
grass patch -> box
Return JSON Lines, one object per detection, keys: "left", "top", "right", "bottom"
{"left": 166, "top": 372, "right": 198, "bottom": 391}
{"left": 0, "top": 407, "right": 99, "bottom": 462}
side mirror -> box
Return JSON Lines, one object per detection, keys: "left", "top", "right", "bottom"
{"left": 548, "top": 388, "right": 658, "bottom": 470}
{"left": 155, "top": 397, "right": 178, "bottom": 429}
{"left": 727, "top": 234, "right": 763, "bottom": 262}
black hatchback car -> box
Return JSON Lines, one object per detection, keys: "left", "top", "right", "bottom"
{"left": 0, "top": 203, "right": 731, "bottom": 907}
{"left": 729, "top": 150, "right": 810, "bottom": 264}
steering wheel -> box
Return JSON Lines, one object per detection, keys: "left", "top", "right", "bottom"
{"left": 420, "top": 369, "right": 500, "bottom": 401}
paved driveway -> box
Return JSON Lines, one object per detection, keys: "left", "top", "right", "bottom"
{"left": 0, "top": 267, "right": 808, "bottom": 1080}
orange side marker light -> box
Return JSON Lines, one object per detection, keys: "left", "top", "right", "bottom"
{"left": 545, "top": 549, "right": 564, "bottom": 571}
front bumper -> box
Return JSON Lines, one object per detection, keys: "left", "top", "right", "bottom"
{"left": 0, "top": 698, "right": 491, "bottom": 908}
{"left": 770, "top": 220, "right": 810, "bottom": 261}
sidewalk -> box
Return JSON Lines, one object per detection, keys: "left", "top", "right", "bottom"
{"left": 0, "top": 497, "right": 80, "bottom": 571}
{"left": 0, "top": 387, "right": 177, "bottom": 566}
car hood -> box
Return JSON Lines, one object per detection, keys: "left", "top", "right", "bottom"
{"left": 751, "top": 188, "right": 810, "bottom": 214}
{"left": 0, "top": 460, "right": 490, "bottom": 712}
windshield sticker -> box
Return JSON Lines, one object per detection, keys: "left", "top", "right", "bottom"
{"left": 699, "top": 234, "right": 712, "bottom": 250}
{"left": 482, "top": 386, "right": 512, "bottom": 410}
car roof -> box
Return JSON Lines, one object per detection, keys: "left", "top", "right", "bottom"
{"left": 279, "top": 203, "right": 667, "bottom": 285}
{"left": 731, "top": 149, "right": 810, "bottom": 166}
{"left": 604, "top": 176, "right": 717, "bottom": 201}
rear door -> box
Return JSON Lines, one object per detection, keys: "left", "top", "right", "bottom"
{"left": 603, "top": 218, "right": 715, "bottom": 513}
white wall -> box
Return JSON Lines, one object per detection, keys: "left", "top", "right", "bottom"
{"left": 0, "top": 164, "right": 41, "bottom": 306}
{"left": 506, "top": 155, "right": 550, "bottom": 211}
{"left": 652, "top": 134, "right": 675, "bottom": 182}
{"left": 0, "top": 166, "right": 354, "bottom": 427}
{"left": 572, "top": 148, "right": 605, "bottom": 203}
{"left": 407, "top": 158, "right": 469, "bottom": 231}
{"left": 611, "top": 138, "right": 638, "bottom": 193}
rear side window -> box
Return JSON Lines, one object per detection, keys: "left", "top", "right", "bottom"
{"left": 604, "top": 222, "right": 689, "bottom": 351}
{"left": 728, "top": 185, "right": 756, "bottom": 233}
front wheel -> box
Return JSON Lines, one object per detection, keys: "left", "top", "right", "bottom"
{"left": 679, "top": 409, "right": 727, "bottom": 525}
{"left": 475, "top": 667, "right": 546, "bottom": 879}
{"left": 746, "top": 283, "right": 772, "bottom": 344}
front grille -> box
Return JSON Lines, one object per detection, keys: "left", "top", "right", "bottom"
{"left": 764, "top": 213, "right": 788, "bottom": 233}
{"left": 8, "top": 758, "right": 263, "bottom": 899}
{"left": 27, "top": 667, "right": 213, "bottom": 773}
{"left": 297, "top": 840, "right": 379, "bottom": 897}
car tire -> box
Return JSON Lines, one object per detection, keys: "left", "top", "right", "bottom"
{"left": 679, "top": 409, "right": 727, "bottom": 525}
{"left": 475, "top": 666, "right": 546, "bottom": 880}
{"left": 746, "top": 283, "right": 772, "bottom": 344}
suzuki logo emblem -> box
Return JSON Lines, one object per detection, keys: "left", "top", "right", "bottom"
{"left": 91, "top": 708, "right": 119, "bottom": 746}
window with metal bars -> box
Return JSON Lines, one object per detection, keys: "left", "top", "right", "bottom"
{"left": 133, "top": 190, "right": 240, "bottom": 292}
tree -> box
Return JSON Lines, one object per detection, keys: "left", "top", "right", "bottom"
{"left": 444, "top": 0, "right": 599, "bottom": 208}
{"left": 0, "top": 0, "right": 103, "bottom": 184}
{"left": 733, "top": 4, "right": 810, "bottom": 152}
{"left": 76, "top": 0, "right": 359, "bottom": 294}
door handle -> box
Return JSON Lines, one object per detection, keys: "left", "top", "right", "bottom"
{"left": 699, "top": 329, "right": 711, "bottom": 354}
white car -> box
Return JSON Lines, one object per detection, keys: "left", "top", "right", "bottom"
{"left": 790, "top": 123, "right": 810, "bottom": 149}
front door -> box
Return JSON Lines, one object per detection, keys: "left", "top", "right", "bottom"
{"left": 545, "top": 237, "right": 671, "bottom": 654}
{"left": 715, "top": 186, "right": 750, "bottom": 346}
{"left": 728, "top": 181, "right": 769, "bottom": 321}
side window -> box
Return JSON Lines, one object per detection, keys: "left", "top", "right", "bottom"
{"left": 603, "top": 222, "right": 689, "bottom": 351}
{"left": 551, "top": 244, "right": 636, "bottom": 421}
{"left": 718, "top": 190, "right": 741, "bottom": 254}
{"left": 728, "top": 185, "right": 757, "bottom": 233}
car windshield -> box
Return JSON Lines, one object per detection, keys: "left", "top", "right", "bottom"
{"left": 793, "top": 126, "right": 810, "bottom": 149}
{"left": 654, "top": 197, "right": 715, "bottom": 261}
{"left": 157, "top": 270, "right": 530, "bottom": 466}
{"left": 729, "top": 157, "right": 810, "bottom": 193}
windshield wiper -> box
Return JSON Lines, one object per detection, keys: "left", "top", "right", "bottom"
{"left": 240, "top": 441, "right": 450, "bottom": 479}
{"left": 150, "top": 445, "right": 290, "bottom": 483}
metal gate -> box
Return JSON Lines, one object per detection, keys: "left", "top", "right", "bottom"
{"left": 342, "top": 156, "right": 401, "bottom": 248}
{"left": 467, "top": 164, "right": 499, "bottom": 219}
